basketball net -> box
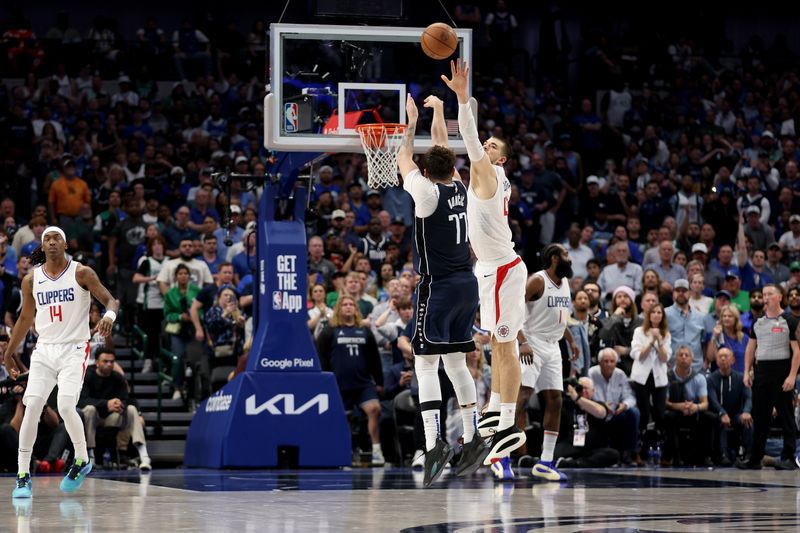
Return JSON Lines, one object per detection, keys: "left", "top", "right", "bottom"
{"left": 355, "top": 123, "right": 407, "bottom": 189}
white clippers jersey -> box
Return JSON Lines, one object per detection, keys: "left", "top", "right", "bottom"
{"left": 33, "top": 260, "right": 91, "bottom": 344}
{"left": 467, "top": 165, "right": 517, "bottom": 267}
{"left": 523, "top": 271, "right": 571, "bottom": 342}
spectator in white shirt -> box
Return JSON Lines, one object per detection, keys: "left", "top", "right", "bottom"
{"left": 598, "top": 241, "right": 643, "bottom": 300}
{"left": 589, "top": 348, "right": 641, "bottom": 465}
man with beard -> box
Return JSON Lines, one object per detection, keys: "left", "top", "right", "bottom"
{"left": 765, "top": 243, "right": 791, "bottom": 285}
{"left": 783, "top": 287, "right": 800, "bottom": 320}
{"left": 740, "top": 289, "right": 765, "bottom": 333}
{"left": 666, "top": 280, "right": 707, "bottom": 372}
{"left": 519, "top": 244, "right": 577, "bottom": 481}
{"left": 582, "top": 281, "right": 609, "bottom": 321}
{"left": 572, "top": 290, "right": 604, "bottom": 367}
{"left": 156, "top": 237, "right": 214, "bottom": 293}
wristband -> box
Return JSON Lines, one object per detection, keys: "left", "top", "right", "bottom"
{"left": 103, "top": 310, "right": 117, "bottom": 323}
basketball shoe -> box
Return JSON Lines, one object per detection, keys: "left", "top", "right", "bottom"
{"left": 12, "top": 473, "right": 32, "bottom": 498}
{"left": 531, "top": 460, "right": 568, "bottom": 481}
{"left": 60, "top": 459, "right": 92, "bottom": 493}
{"left": 423, "top": 438, "right": 453, "bottom": 488}
{"left": 484, "top": 425, "right": 526, "bottom": 465}
{"left": 456, "top": 434, "right": 491, "bottom": 476}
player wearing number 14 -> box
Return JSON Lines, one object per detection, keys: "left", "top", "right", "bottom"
{"left": 5, "top": 226, "right": 119, "bottom": 498}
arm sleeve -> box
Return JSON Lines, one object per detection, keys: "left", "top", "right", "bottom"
{"left": 402, "top": 170, "right": 439, "bottom": 218}
{"left": 458, "top": 102, "right": 486, "bottom": 162}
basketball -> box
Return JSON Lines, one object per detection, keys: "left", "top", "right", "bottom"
{"left": 421, "top": 23, "right": 458, "bottom": 60}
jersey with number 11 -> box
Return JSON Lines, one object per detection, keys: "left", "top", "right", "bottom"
{"left": 33, "top": 260, "right": 91, "bottom": 344}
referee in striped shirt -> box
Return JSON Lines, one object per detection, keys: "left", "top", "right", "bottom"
{"left": 737, "top": 284, "right": 800, "bottom": 470}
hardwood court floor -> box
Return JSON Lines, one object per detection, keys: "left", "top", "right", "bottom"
{"left": 3, "top": 466, "right": 800, "bottom": 531}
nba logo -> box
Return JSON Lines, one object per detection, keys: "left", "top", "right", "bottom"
{"left": 284, "top": 103, "right": 298, "bottom": 133}
{"left": 272, "top": 291, "right": 282, "bottom": 310}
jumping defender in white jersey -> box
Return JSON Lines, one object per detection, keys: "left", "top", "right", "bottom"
{"left": 442, "top": 59, "right": 527, "bottom": 463}
{"left": 521, "top": 243, "right": 577, "bottom": 481}
{"left": 5, "top": 227, "right": 118, "bottom": 498}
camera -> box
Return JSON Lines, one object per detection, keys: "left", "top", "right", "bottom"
{"left": 564, "top": 377, "right": 583, "bottom": 395}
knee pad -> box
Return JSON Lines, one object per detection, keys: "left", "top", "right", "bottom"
{"left": 442, "top": 353, "right": 477, "bottom": 407}
{"left": 414, "top": 354, "right": 440, "bottom": 377}
{"left": 414, "top": 354, "right": 441, "bottom": 405}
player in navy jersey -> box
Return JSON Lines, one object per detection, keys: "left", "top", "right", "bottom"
{"left": 396, "top": 94, "right": 489, "bottom": 486}
{"left": 316, "top": 295, "right": 386, "bottom": 466}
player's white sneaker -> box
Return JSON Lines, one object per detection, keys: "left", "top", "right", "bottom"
{"left": 483, "top": 425, "right": 526, "bottom": 465}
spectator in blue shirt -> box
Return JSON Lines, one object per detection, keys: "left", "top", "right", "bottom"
{"left": 663, "top": 346, "right": 713, "bottom": 466}
{"left": 665, "top": 279, "right": 707, "bottom": 372}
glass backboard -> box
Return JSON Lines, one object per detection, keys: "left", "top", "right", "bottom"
{"left": 265, "top": 23, "right": 473, "bottom": 154}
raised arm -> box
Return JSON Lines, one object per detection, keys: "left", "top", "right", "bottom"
{"left": 441, "top": 59, "right": 496, "bottom": 199}
{"left": 397, "top": 94, "right": 419, "bottom": 179}
{"left": 424, "top": 95, "right": 448, "bottom": 148}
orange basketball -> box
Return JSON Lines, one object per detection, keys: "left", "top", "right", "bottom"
{"left": 421, "top": 23, "right": 458, "bottom": 60}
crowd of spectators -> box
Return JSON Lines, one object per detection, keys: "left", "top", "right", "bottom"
{"left": 1, "top": 6, "right": 800, "bottom": 468}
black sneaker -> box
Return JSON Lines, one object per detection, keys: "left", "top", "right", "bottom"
{"left": 423, "top": 439, "right": 454, "bottom": 488}
{"left": 775, "top": 458, "right": 797, "bottom": 470}
{"left": 477, "top": 411, "right": 500, "bottom": 438}
{"left": 735, "top": 458, "right": 762, "bottom": 470}
{"left": 483, "top": 425, "right": 527, "bottom": 465}
{"left": 456, "top": 434, "right": 491, "bottom": 476}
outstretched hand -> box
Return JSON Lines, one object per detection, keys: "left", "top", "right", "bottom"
{"left": 406, "top": 93, "right": 418, "bottom": 124}
{"left": 440, "top": 59, "right": 470, "bottom": 103}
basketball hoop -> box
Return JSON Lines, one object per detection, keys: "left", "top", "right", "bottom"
{"left": 355, "top": 123, "right": 407, "bottom": 189}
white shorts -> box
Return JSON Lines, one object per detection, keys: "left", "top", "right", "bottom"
{"left": 520, "top": 336, "right": 564, "bottom": 391}
{"left": 23, "top": 342, "right": 90, "bottom": 404}
{"left": 476, "top": 256, "right": 526, "bottom": 342}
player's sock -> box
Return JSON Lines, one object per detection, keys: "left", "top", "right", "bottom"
{"left": 88, "top": 449, "right": 95, "bottom": 462}
{"left": 498, "top": 403, "right": 516, "bottom": 431}
{"left": 460, "top": 405, "right": 478, "bottom": 444}
{"left": 541, "top": 431, "right": 559, "bottom": 462}
{"left": 421, "top": 409, "right": 440, "bottom": 452}
{"left": 488, "top": 392, "right": 501, "bottom": 413}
